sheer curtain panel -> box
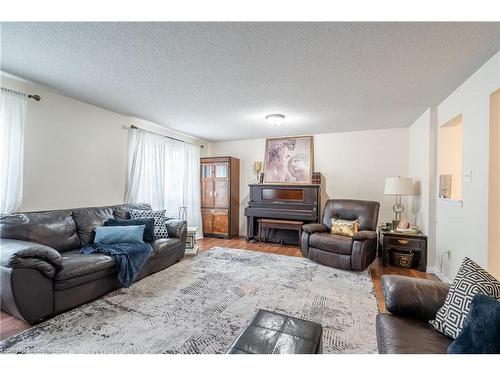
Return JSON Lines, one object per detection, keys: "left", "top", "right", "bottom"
{"left": 125, "top": 128, "right": 202, "bottom": 238}
{"left": 125, "top": 128, "right": 166, "bottom": 210}
{"left": 183, "top": 142, "right": 202, "bottom": 238}
{"left": 0, "top": 89, "right": 27, "bottom": 213}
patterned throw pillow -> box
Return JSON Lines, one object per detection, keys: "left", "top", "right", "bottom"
{"left": 129, "top": 209, "right": 169, "bottom": 239}
{"left": 330, "top": 218, "right": 359, "bottom": 237}
{"left": 430, "top": 257, "right": 500, "bottom": 339}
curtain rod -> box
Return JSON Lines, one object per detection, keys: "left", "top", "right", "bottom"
{"left": 1, "top": 87, "right": 41, "bottom": 101}
{"left": 130, "top": 125, "right": 204, "bottom": 148}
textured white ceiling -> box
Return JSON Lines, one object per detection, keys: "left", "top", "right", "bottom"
{"left": 1, "top": 22, "right": 500, "bottom": 141}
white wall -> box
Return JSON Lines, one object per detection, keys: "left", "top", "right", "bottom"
{"left": 408, "top": 108, "right": 438, "bottom": 269}
{"left": 489, "top": 89, "right": 500, "bottom": 279}
{"left": 208, "top": 128, "right": 409, "bottom": 236}
{"left": 435, "top": 51, "right": 500, "bottom": 279}
{"left": 1, "top": 73, "right": 208, "bottom": 212}
{"left": 409, "top": 109, "right": 431, "bottom": 233}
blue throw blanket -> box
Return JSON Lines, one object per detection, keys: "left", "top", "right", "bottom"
{"left": 80, "top": 242, "right": 152, "bottom": 287}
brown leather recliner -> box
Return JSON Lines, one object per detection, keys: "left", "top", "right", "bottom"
{"left": 300, "top": 199, "right": 380, "bottom": 271}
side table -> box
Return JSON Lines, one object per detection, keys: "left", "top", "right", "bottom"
{"left": 185, "top": 226, "right": 199, "bottom": 256}
{"left": 378, "top": 228, "right": 428, "bottom": 272}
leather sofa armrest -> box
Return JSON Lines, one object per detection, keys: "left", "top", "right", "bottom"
{"left": 0, "top": 239, "right": 62, "bottom": 278}
{"left": 1, "top": 266, "right": 54, "bottom": 323}
{"left": 302, "top": 223, "right": 328, "bottom": 234}
{"left": 382, "top": 275, "right": 450, "bottom": 321}
{"left": 165, "top": 219, "right": 187, "bottom": 241}
{"left": 353, "top": 230, "right": 377, "bottom": 241}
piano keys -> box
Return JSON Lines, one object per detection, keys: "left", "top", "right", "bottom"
{"left": 244, "top": 184, "right": 321, "bottom": 245}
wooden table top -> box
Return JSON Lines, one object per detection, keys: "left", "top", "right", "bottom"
{"left": 379, "top": 227, "right": 427, "bottom": 239}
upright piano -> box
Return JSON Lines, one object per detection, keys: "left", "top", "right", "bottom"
{"left": 244, "top": 184, "right": 321, "bottom": 245}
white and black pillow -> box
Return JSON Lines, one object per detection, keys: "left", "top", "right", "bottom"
{"left": 129, "top": 209, "right": 169, "bottom": 239}
{"left": 430, "top": 257, "right": 500, "bottom": 339}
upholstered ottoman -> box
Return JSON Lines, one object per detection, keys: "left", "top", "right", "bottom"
{"left": 227, "top": 309, "right": 323, "bottom": 354}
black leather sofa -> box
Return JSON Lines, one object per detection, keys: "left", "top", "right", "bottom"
{"left": 376, "top": 275, "right": 452, "bottom": 353}
{"left": 0, "top": 203, "right": 187, "bottom": 324}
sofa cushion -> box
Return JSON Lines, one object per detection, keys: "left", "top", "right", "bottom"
{"left": 105, "top": 218, "right": 155, "bottom": 242}
{"left": 376, "top": 314, "right": 452, "bottom": 354}
{"left": 130, "top": 209, "right": 169, "bottom": 239}
{"left": 151, "top": 238, "right": 182, "bottom": 258}
{"left": 330, "top": 218, "right": 359, "bottom": 237}
{"left": 94, "top": 225, "right": 146, "bottom": 244}
{"left": 72, "top": 207, "right": 115, "bottom": 245}
{"left": 322, "top": 199, "right": 380, "bottom": 231}
{"left": 382, "top": 275, "right": 450, "bottom": 322}
{"left": 0, "top": 210, "right": 80, "bottom": 252}
{"left": 309, "top": 232, "right": 353, "bottom": 255}
{"left": 56, "top": 249, "right": 115, "bottom": 282}
{"left": 112, "top": 203, "right": 152, "bottom": 220}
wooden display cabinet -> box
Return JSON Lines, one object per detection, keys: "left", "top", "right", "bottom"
{"left": 200, "top": 157, "right": 240, "bottom": 238}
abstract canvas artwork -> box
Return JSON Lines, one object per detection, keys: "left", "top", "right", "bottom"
{"left": 263, "top": 136, "right": 313, "bottom": 184}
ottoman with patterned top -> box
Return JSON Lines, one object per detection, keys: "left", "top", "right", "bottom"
{"left": 227, "top": 309, "right": 323, "bottom": 354}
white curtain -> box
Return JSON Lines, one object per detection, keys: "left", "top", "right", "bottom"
{"left": 0, "top": 89, "right": 27, "bottom": 213}
{"left": 125, "top": 128, "right": 202, "bottom": 238}
{"left": 125, "top": 129, "right": 167, "bottom": 209}
{"left": 182, "top": 142, "right": 202, "bottom": 238}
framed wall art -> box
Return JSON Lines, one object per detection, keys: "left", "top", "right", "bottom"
{"left": 263, "top": 135, "right": 313, "bottom": 184}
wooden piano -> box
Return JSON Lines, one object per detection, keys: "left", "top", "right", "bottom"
{"left": 244, "top": 184, "right": 321, "bottom": 245}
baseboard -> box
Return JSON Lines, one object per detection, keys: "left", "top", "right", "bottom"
{"left": 427, "top": 266, "right": 451, "bottom": 283}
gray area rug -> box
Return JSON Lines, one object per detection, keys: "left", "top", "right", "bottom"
{"left": 1, "top": 247, "right": 378, "bottom": 354}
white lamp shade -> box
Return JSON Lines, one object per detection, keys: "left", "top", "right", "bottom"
{"left": 384, "top": 177, "right": 414, "bottom": 195}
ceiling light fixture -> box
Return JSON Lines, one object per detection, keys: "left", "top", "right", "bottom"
{"left": 265, "top": 113, "right": 285, "bottom": 127}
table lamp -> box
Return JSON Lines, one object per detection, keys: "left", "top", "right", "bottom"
{"left": 384, "top": 176, "right": 414, "bottom": 226}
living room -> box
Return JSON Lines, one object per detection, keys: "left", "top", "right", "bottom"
{"left": 1, "top": 1, "right": 500, "bottom": 373}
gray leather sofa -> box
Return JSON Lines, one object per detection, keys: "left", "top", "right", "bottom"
{"left": 0, "top": 203, "right": 187, "bottom": 324}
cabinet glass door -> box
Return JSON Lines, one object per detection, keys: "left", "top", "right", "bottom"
{"left": 201, "top": 164, "right": 212, "bottom": 178}
{"left": 214, "top": 163, "right": 228, "bottom": 179}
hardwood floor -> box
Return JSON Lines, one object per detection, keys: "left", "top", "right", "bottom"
{"left": 0, "top": 236, "right": 439, "bottom": 341}
{"left": 0, "top": 311, "right": 30, "bottom": 341}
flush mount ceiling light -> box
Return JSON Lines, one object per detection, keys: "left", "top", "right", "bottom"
{"left": 265, "top": 113, "right": 285, "bottom": 127}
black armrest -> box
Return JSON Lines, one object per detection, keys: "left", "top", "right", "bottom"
{"left": 0, "top": 239, "right": 62, "bottom": 278}
{"left": 302, "top": 223, "right": 328, "bottom": 234}
{"left": 353, "top": 230, "right": 377, "bottom": 241}
{"left": 382, "top": 275, "right": 449, "bottom": 321}
{"left": 165, "top": 219, "right": 187, "bottom": 241}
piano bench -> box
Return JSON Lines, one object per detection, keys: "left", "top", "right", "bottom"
{"left": 257, "top": 218, "right": 304, "bottom": 245}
